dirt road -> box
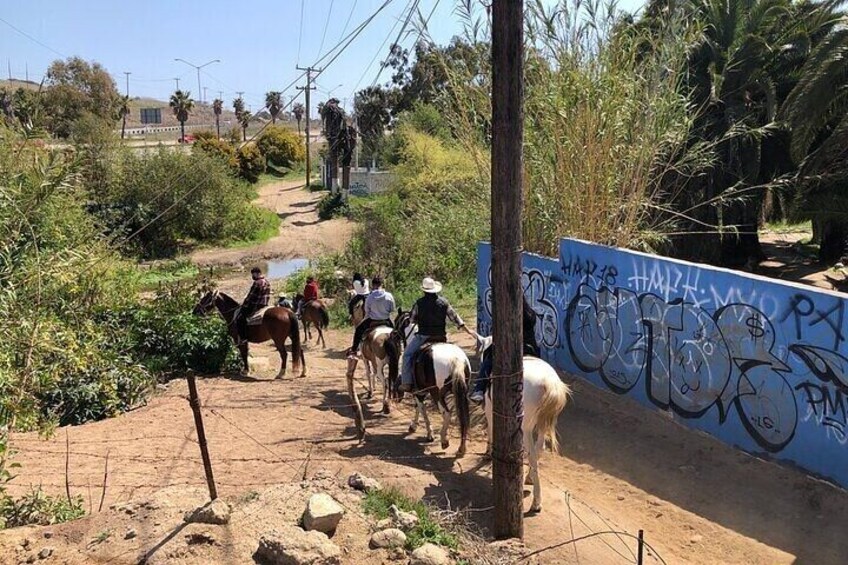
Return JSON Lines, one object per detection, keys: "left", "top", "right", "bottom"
{"left": 190, "top": 178, "right": 354, "bottom": 268}
{"left": 4, "top": 188, "right": 848, "bottom": 563}
{"left": 5, "top": 322, "right": 848, "bottom": 564}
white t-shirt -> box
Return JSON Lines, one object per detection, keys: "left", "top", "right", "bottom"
{"left": 353, "top": 279, "right": 370, "bottom": 296}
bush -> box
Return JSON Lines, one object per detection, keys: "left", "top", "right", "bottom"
{"left": 115, "top": 283, "right": 234, "bottom": 375}
{"left": 363, "top": 487, "right": 458, "bottom": 551}
{"left": 0, "top": 488, "right": 85, "bottom": 529}
{"left": 89, "top": 147, "right": 273, "bottom": 258}
{"left": 317, "top": 193, "right": 350, "bottom": 220}
{"left": 346, "top": 126, "right": 487, "bottom": 289}
{"left": 237, "top": 142, "right": 265, "bottom": 183}
{"left": 227, "top": 126, "right": 243, "bottom": 146}
{"left": 257, "top": 125, "right": 306, "bottom": 168}
{"left": 192, "top": 129, "right": 217, "bottom": 142}
{"left": 194, "top": 136, "right": 238, "bottom": 172}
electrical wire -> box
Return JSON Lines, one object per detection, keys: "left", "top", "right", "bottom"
{"left": 317, "top": 0, "right": 335, "bottom": 60}
{"left": 338, "top": 0, "right": 358, "bottom": 43}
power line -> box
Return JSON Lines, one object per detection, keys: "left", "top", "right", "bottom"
{"left": 0, "top": 16, "right": 65, "bottom": 58}
{"left": 317, "top": 0, "right": 335, "bottom": 60}
{"left": 297, "top": 0, "right": 305, "bottom": 65}
{"left": 338, "top": 0, "right": 358, "bottom": 42}
{"left": 347, "top": 0, "right": 416, "bottom": 99}
{"left": 369, "top": 0, "right": 420, "bottom": 89}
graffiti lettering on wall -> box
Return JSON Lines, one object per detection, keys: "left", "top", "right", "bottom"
{"left": 564, "top": 284, "right": 798, "bottom": 451}
{"left": 477, "top": 240, "right": 848, "bottom": 488}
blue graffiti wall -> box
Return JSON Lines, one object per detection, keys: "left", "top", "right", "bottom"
{"left": 477, "top": 239, "right": 848, "bottom": 487}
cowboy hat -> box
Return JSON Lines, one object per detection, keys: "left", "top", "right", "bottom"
{"left": 421, "top": 277, "right": 443, "bottom": 294}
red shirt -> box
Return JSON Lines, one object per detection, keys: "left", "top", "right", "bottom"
{"left": 303, "top": 281, "right": 320, "bottom": 302}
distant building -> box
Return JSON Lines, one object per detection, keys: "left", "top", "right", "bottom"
{"left": 139, "top": 108, "right": 162, "bottom": 124}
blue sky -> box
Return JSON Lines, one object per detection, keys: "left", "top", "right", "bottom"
{"left": 2, "top": 0, "right": 644, "bottom": 114}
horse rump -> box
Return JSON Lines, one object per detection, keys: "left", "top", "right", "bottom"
{"left": 288, "top": 310, "right": 305, "bottom": 375}
{"left": 319, "top": 304, "right": 330, "bottom": 329}
{"left": 535, "top": 378, "right": 570, "bottom": 453}
{"left": 384, "top": 334, "right": 401, "bottom": 400}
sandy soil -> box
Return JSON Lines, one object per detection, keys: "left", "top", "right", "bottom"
{"left": 190, "top": 179, "right": 354, "bottom": 268}
{"left": 3, "top": 321, "right": 848, "bottom": 564}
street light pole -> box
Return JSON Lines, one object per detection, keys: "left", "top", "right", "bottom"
{"left": 174, "top": 58, "right": 221, "bottom": 102}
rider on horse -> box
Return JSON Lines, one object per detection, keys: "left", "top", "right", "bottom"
{"left": 398, "top": 277, "right": 476, "bottom": 393}
{"left": 348, "top": 272, "right": 369, "bottom": 318}
{"left": 277, "top": 293, "right": 293, "bottom": 309}
{"left": 470, "top": 295, "right": 540, "bottom": 403}
{"left": 346, "top": 275, "right": 395, "bottom": 359}
{"left": 237, "top": 266, "right": 271, "bottom": 344}
{"left": 297, "top": 276, "right": 320, "bottom": 318}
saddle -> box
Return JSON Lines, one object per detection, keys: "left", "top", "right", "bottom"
{"left": 246, "top": 306, "right": 272, "bottom": 326}
{"left": 411, "top": 335, "right": 447, "bottom": 365}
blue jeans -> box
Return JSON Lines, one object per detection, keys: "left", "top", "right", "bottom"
{"left": 401, "top": 334, "right": 430, "bottom": 387}
{"left": 474, "top": 348, "right": 493, "bottom": 395}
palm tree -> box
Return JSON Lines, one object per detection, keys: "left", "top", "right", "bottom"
{"left": 293, "top": 102, "right": 305, "bottom": 135}
{"left": 238, "top": 110, "right": 251, "bottom": 142}
{"left": 169, "top": 90, "right": 194, "bottom": 142}
{"left": 778, "top": 6, "right": 848, "bottom": 261}
{"left": 212, "top": 98, "right": 223, "bottom": 139}
{"left": 266, "top": 91, "right": 282, "bottom": 124}
{"left": 119, "top": 95, "right": 130, "bottom": 140}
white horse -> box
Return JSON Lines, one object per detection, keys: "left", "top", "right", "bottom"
{"left": 475, "top": 334, "right": 571, "bottom": 512}
{"left": 392, "top": 310, "right": 471, "bottom": 458}
{"left": 360, "top": 325, "right": 401, "bottom": 413}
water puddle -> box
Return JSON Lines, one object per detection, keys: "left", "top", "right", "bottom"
{"left": 265, "top": 257, "right": 309, "bottom": 279}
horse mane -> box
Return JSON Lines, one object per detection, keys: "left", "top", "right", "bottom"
{"left": 215, "top": 291, "right": 240, "bottom": 309}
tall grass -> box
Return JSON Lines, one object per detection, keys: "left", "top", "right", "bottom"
{"left": 442, "top": 0, "right": 708, "bottom": 257}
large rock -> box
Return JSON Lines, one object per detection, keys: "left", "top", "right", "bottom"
{"left": 409, "top": 543, "right": 451, "bottom": 565}
{"left": 256, "top": 527, "right": 341, "bottom": 565}
{"left": 348, "top": 472, "right": 382, "bottom": 493}
{"left": 302, "top": 493, "right": 345, "bottom": 535}
{"left": 389, "top": 504, "right": 419, "bottom": 531}
{"left": 369, "top": 528, "right": 407, "bottom": 549}
{"left": 184, "top": 499, "right": 231, "bottom": 525}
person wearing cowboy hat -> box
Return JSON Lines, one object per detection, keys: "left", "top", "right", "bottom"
{"left": 276, "top": 292, "right": 293, "bottom": 310}
{"left": 398, "top": 276, "right": 476, "bottom": 393}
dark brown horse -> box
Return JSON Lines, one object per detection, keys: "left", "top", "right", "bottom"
{"left": 293, "top": 294, "right": 329, "bottom": 348}
{"left": 195, "top": 290, "right": 306, "bottom": 378}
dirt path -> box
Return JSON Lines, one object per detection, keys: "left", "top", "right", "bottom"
{"left": 4, "top": 321, "right": 848, "bottom": 564}
{"left": 190, "top": 179, "right": 354, "bottom": 268}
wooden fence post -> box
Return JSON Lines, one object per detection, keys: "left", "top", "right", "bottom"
{"left": 186, "top": 375, "right": 217, "bottom": 500}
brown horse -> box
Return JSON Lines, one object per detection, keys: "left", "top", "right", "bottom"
{"left": 195, "top": 290, "right": 306, "bottom": 378}
{"left": 293, "top": 294, "right": 329, "bottom": 348}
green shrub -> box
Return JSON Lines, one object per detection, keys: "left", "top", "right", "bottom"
{"left": 192, "top": 129, "right": 217, "bottom": 142}
{"left": 237, "top": 142, "right": 265, "bottom": 183}
{"left": 317, "top": 193, "right": 349, "bottom": 220}
{"left": 363, "top": 488, "right": 458, "bottom": 551}
{"left": 345, "top": 126, "right": 487, "bottom": 290}
{"left": 115, "top": 284, "right": 233, "bottom": 375}
{"left": 194, "top": 136, "right": 239, "bottom": 172}
{"left": 257, "top": 125, "right": 306, "bottom": 168}
{"left": 308, "top": 181, "right": 328, "bottom": 192}
{"left": 227, "top": 126, "right": 242, "bottom": 146}
{"left": 89, "top": 147, "right": 272, "bottom": 258}
{"left": 0, "top": 488, "right": 85, "bottom": 529}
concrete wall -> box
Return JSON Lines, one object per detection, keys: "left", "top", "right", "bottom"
{"left": 477, "top": 238, "right": 848, "bottom": 487}
{"left": 348, "top": 170, "right": 395, "bottom": 196}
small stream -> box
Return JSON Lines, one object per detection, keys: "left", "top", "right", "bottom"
{"left": 265, "top": 257, "right": 309, "bottom": 279}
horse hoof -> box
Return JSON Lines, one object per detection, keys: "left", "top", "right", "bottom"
{"left": 382, "top": 403, "right": 390, "bottom": 415}
{"left": 529, "top": 504, "right": 541, "bottom": 514}
{"left": 456, "top": 447, "right": 466, "bottom": 458}
{"left": 365, "top": 391, "right": 373, "bottom": 400}
{"left": 407, "top": 425, "right": 417, "bottom": 434}
{"left": 441, "top": 440, "right": 450, "bottom": 449}
{"left": 426, "top": 434, "right": 435, "bottom": 443}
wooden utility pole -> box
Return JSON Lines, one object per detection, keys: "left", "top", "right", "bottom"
{"left": 296, "top": 66, "right": 320, "bottom": 189}
{"left": 491, "top": 0, "right": 525, "bottom": 540}
{"left": 186, "top": 375, "right": 218, "bottom": 500}
{"left": 122, "top": 72, "right": 131, "bottom": 140}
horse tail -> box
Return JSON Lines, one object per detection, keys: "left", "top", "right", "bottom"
{"left": 385, "top": 335, "right": 400, "bottom": 396}
{"left": 320, "top": 305, "right": 330, "bottom": 329}
{"left": 452, "top": 358, "right": 471, "bottom": 443}
{"left": 535, "top": 377, "right": 570, "bottom": 454}
{"left": 289, "top": 311, "right": 305, "bottom": 376}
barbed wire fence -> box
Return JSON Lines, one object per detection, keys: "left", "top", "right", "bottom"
{"left": 8, "top": 352, "right": 672, "bottom": 565}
